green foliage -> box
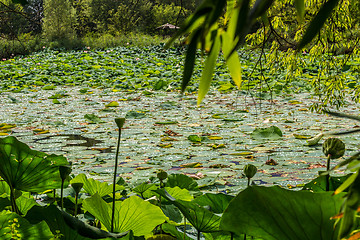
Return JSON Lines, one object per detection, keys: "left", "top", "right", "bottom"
{"left": 0, "top": 210, "right": 53, "bottom": 239}
{"left": 107, "top": 0, "right": 153, "bottom": 34}
{"left": 251, "top": 126, "right": 283, "bottom": 140}
{"left": 220, "top": 186, "right": 345, "bottom": 240}
{"left": 82, "top": 194, "right": 167, "bottom": 236}
{"left": 0, "top": 136, "right": 68, "bottom": 193}
{"left": 26, "top": 205, "right": 126, "bottom": 239}
{"left": 157, "top": 188, "right": 222, "bottom": 233}
{"left": 42, "top": 0, "right": 76, "bottom": 41}
{"left": 0, "top": 136, "right": 357, "bottom": 239}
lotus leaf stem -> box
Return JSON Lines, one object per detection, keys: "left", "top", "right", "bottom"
{"left": 61, "top": 181, "right": 64, "bottom": 209}
{"left": 326, "top": 154, "right": 331, "bottom": 191}
{"left": 74, "top": 192, "right": 79, "bottom": 217}
{"left": 111, "top": 127, "right": 122, "bottom": 232}
{"left": 10, "top": 186, "right": 19, "bottom": 214}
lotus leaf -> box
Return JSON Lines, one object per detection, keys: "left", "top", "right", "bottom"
{"left": 71, "top": 173, "right": 123, "bottom": 197}
{"left": 251, "top": 126, "right": 282, "bottom": 140}
{"left": 0, "top": 210, "right": 53, "bottom": 239}
{"left": 0, "top": 136, "right": 68, "bottom": 193}
{"left": 156, "top": 189, "right": 221, "bottom": 233}
{"left": 220, "top": 186, "right": 344, "bottom": 240}
{"left": 83, "top": 194, "right": 167, "bottom": 236}
{"left": 26, "top": 205, "right": 125, "bottom": 239}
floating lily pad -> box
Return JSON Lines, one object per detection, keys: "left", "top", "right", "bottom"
{"left": 105, "top": 101, "right": 119, "bottom": 107}
{"left": 125, "top": 110, "right": 146, "bottom": 119}
{"left": 155, "top": 121, "right": 178, "bottom": 125}
{"left": 251, "top": 126, "right": 283, "bottom": 140}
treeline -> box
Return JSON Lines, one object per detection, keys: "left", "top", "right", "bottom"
{"left": 0, "top": 0, "right": 199, "bottom": 56}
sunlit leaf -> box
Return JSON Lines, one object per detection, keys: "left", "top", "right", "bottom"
{"left": 83, "top": 194, "right": 167, "bottom": 236}
{"left": 71, "top": 173, "right": 123, "bottom": 197}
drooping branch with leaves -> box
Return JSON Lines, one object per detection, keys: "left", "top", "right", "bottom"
{"left": 166, "top": 0, "right": 359, "bottom": 110}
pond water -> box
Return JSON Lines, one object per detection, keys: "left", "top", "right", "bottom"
{"left": 0, "top": 87, "right": 359, "bottom": 194}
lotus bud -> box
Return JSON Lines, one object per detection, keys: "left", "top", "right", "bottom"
{"left": 244, "top": 164, "right": 257, "bottom": 179}
{"left": 59, "top": 166, "right": 72, "bottom": 181}
{"left": 115, "top": 118, "right": 125, "bottom": 129}
{"left": 71, "top": 183, "right": 84, "bottom": 194}
{"left": 157, "top": 170, "right": 168, "bottom": 181}
{"left": 322, "top": 138, "right": 345, "bottom": 159}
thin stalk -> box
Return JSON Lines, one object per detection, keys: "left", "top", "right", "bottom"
{"left": 111, "top": 128, "right": 122, "bottom": 232}
{"left": 183, "top": 218, "right": 186, "bottom": 240}
{"left": 61, "top": 180, "right": 64, "bottom": 209}
{"left": 74, "top": 192, "right": 78, "bottom": 217}
{"left": 326, "top": 154, "right": 331, "bottom": 191}
{"left": 53, "top": 189, "right": 56, "bottom": 203}
{"left": 197, "top": 229, "right": 200, "bottom": 240}
{"left": 244, "top": 178, "right": 251, "bottom": 240}
{"left": 10, "top": 186, "right": 19, "bottom": 214}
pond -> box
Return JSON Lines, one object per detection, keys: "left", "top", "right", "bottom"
{"left": 0, "top": 87, "right": 358, "bottom": 194}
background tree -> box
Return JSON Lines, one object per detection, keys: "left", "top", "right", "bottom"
{"left": 42, "top": 0, "right": 75, "bottom": 41}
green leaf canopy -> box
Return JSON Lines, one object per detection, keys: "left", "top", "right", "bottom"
{"left": 0, "top": 136, "right": 69, "bottom": 193}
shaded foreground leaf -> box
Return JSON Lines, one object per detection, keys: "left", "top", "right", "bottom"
{"left": 302, "top": 174, "right": 350, "bottom": 192}
{"left": 193, "top": 193, "right": 234, "bottom": 214}
{"left": 220, "top": 186, "right": 344, "bottom": 240}
{"left": 26, "top": 205, "right": 125, "bottom": 239}
{"left": 0, "top": 136, "right": 68, "bottom": 193}
{"left": 156, "top": 189, "right": 221, "bottom": 233}
{"left": 0, "top": 210, "right": 53, "bottom": 240}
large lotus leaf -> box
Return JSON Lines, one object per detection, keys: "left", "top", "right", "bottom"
{"left": 166, "top": 174, "right": 199, "bottom": 191}
{"left": 0, "top": 210, "right": 53, "bottom": 239}
{"left": 156, "top": 189, "right": 221, "bottom": 233}
{"left": 82, "top": 193, "right": 167, "bottom": 236}
{"left": 193, "top": 193, "right": 234, "bottom": 214}
{"left": 220, "top": 186, "right": 345, "bottom": 240}
{"left": 25, "top": 205, "right": 126, "bottom": 240}
{"left": 71, "top": 173, "right": 123, "bottom": 197}
{"left": 251, "top": 126, "right": 282, "bottom": 140}
{"left": 0, "top": 136, "right": 69, "bottom": 193}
